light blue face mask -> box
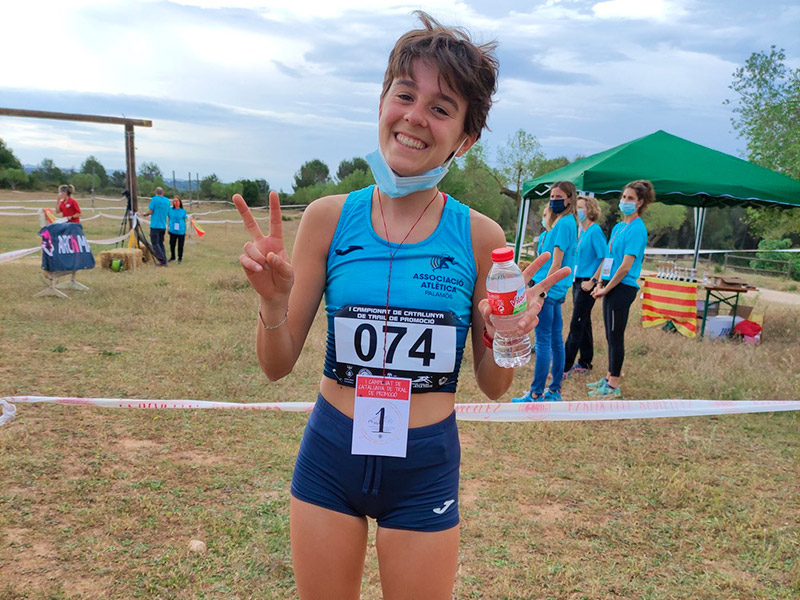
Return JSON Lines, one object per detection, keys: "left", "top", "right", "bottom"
{"left": 577, "top": 208, "right": 586, "bottom": 222}
{"left": 619, "top": 201, "right": 637, "bottom": 216}
{"left": 365, "top": 139, "right": 466, "bottom": 198}
{"left": 541, "top": 218, "right": 548, "bottom": 229}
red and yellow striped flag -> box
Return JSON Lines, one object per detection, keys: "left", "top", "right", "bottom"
{"left": 641, "top": 277, "right": 698, "bottom": 338}
{"left": 43, "top": 208, "right": 57, "bottom": 223}
{"left": 191, "top": 218, "right": 206, "bottom": 238}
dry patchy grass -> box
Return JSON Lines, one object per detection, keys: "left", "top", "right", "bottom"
{"left": 1, "top": 191, "right": 799, "bottom": 599}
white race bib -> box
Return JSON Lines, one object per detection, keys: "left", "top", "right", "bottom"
{"left": 333, "top": 305, "right": 457, "bottom": 391}
{"left": 601, "top": 258, "right": 614, "bottom": 279}
{"left": 351, "top": 375, "right": 411, "bottom": 458}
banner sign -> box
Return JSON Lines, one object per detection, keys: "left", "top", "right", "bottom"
{"left": 38, "top": 222, "right": 95, "bottom": 272}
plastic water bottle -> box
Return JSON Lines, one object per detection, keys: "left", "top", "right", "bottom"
{"left": 486, "top": 248, "right": 531, "bottom": 367}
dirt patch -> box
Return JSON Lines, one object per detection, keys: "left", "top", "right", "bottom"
{"left": 758, "top": 287, "right": 800, "bottom": 306}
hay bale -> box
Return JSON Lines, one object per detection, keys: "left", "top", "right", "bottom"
{"left": 99, "top": 248, "right": 143, "bottom": 271}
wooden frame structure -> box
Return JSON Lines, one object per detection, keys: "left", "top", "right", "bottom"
{"left": 0, "top": 107, "right": 153, "bottom": 213}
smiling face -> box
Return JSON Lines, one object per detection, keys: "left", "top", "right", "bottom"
{"left": 378, "top": 59, "right": 476, "bottom": 178}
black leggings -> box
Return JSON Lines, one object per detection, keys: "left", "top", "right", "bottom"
{"left": 169, "top": 233, "right": 185, "bottom": 260}
{"left": 564, "top": 278, "right": 597, "bottom": 370}
{"left": 602, "top": 283, "right": 638, "bottom": 377}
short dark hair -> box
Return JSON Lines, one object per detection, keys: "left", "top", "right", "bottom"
{"left": 381, "top": 11, "right": 499, "bottom": 139}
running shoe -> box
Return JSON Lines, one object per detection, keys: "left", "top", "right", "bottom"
{"left": 587, "top": 377, "right": 608, "bottom": 389}
{"left": 588, "top": 382, "right": 622, "bottom": 398}
{"left": 542, "top": 389, "right": 562, "bottom": 402}
{"left": 511, "top": 391, "right": 542, "bottom": 403}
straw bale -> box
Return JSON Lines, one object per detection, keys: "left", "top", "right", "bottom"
{"left": 99, "top": 248, "right": 143, "bottom": 271}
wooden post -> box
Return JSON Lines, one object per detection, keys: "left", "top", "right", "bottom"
{"left": 125, "top": 124, "right": 139, "bottom": 215}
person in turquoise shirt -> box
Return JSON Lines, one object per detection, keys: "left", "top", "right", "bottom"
{"left": 586, "top": 180, "right": 653, "bottom": 398}
{"left": 513, "top": 181, "right": 578, "bottom": 402}
{"left": 167, "top": 196, "right": 188, "bottom": 263}
{"left": 563, "top": 195, "right": 607, "bottom": 378}
{"left": 143, "top": 187, "right": 171, "bottom": 266}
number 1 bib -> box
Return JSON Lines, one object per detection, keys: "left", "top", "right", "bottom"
{"left": 351, "top": 375, "right": 411, "bottom": 457}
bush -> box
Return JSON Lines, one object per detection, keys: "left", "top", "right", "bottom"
{"left": 751, "top": 238, "right": 800, "bottom": 280}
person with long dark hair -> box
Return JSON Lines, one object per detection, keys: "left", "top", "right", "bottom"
{"left": 167, "top": 196, "right": 188, "bottom": 263}
{"left": 586, "top": 180, "right": 653, "bottom": 398}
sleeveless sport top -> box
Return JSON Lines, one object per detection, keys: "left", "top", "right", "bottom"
{"left": 323, "top": 185, "right": 477, "bottom": 393}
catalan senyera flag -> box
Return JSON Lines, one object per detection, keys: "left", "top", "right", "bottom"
{"left": 641, "top": 277, "right": 698, "bottom": 338}
{"left": 42, "top": 208, "right": 57, "bottom": 224}
{"left": 191, "top": 218, "right": 206, "bottom": 238}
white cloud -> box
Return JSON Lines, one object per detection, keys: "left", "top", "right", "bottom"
{"left": 592, "top": 0, "right": 688, "bottom": 21}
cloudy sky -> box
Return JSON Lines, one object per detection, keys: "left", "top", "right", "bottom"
{"left": 1, "top": 0, "right": 799, "bottom": 192}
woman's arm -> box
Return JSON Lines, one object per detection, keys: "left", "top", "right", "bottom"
{"left": 469, "top": 211, "right": 515, "bottom": 399}
{"left": 593, "top": 254, "right": 635, "bottom": 297}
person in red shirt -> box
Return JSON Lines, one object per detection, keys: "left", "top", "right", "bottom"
{"left": 57, "top": 184, "right": 81, "bottom": 223}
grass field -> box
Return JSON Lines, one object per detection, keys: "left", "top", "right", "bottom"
{"left": 1, "top": 191, "right": 799, "bottom": 599}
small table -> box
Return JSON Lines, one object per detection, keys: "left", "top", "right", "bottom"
{"left": 699, "top": 280, "right": 757, "bottom": 338}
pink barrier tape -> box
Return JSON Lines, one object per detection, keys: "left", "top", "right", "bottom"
{"left": 1, "top": 396, "right": 798, "bottom": 426}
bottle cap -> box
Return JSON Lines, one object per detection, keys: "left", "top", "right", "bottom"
{"left": 491, "top": 248, "right": 514, "bottom": 262}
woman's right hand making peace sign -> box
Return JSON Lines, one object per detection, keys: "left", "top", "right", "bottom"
{"left": 233, "top": 191, "right": 294, "bottom": 306}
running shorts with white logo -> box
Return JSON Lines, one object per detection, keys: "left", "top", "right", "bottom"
{"left": 291, "top": 395, "right": 460, "bottom": 532}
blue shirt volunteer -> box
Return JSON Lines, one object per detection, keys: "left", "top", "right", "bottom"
{"left": 532, "top": 213, "right": 578, "bottom": 301}
{"left": 148, "top": 195, "right": 171, "bottom": 230}
{"left": 168, "top": 207, "right": 187, "bottom": 235}
{"left": 574, "top": 222, "right": 607, "bottom": 280}
{"left": 603, "top": 217, "right": 648, "bottom": 289}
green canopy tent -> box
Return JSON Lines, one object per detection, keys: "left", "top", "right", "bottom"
{"left": 518, "top": 130, "right": 800, "bottom": 266}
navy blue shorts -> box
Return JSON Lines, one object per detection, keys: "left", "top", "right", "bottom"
{"left": 291, "top": 395, "right": 460, "bottom": 532}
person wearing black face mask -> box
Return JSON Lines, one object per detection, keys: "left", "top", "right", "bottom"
{"left": 513, "top": 181, "right": 578, "bottom": 403}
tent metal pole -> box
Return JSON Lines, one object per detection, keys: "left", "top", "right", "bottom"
{"left": 513, "top": 197, "right": 529, "bottom": 262}
{"left": 693, "top": 206, "right": 706, "bottom": 268}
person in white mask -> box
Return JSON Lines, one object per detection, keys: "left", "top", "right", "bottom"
{"left": 586, "top": 180, "right": 653, "bottom": 398}
{"left": 563, "top": 195, "right": 606, "bottom": 379}
{"left": 232, "top": 11, "right": 569, "bottom": 600}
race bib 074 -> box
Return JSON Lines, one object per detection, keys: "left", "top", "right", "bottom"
{"left": 333, "top": 305, "right": 457, "bottom": 391}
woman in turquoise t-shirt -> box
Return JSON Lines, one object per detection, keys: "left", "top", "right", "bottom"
{"left": 586, "top": 180, "right": 653, "bottom": 398}
{"left": 167, "top": 197, "right": 188, "bottom": 263}
{"left": 563, "top": 195, "right": 607, "bottom": 377}
{"left": 513, "top": 181, "right": 578, "bottom": 402}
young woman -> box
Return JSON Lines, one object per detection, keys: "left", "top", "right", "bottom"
{"left": 513, "top": 181, "right": 578, "bottom": 402}
{"left": 563, "top": 195, "right": 606, "bottom": 377}
{"left": 56, "top": 184, "right": 81, "bottom": 223}
{"left": 586, "top": 180, "right": 653, "bottom": 398}
{"left": 233, "top": 13, "right": 569, "bottom": 600}
{"left": 167, "top": 196, "right": 188, "bottom": 263}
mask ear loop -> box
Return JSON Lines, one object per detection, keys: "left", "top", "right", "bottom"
{"left": 443, "top": 137, "right": 469, "bottom": 168}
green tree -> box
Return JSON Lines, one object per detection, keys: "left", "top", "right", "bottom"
{"left": 727, "top": 46, "right": 800, "bottom": 242}
{"left": 32, "top": 158, "right": 64, "bottom": 184}
{"left": 70, "top": 173, "right": 95, "bottom": 193}
{"left": 255, "top": 179, "right": 270, "bottom": 195}
{"left": 293, "top": 159, "right": 330, "bottom": 191}
{"left": 644, "top": 203, "right": 688, "bottom": 246}
{"left": 139, "top": 162, "right": 163, "bottom": 182}
{"left": 0, "top": 138, "right": 23, "bottom": 170}
{"left": 336, "top": 157, "right": 369, "bottom": 181}
{"left": 109, "top": 170, "right": 127, "bottom": 189}
{"left": 200, "top": 174, "right": 220, "bottom": 198}
{"left": 80, "top": 155, "right": 109, "bottom": 189}
{"left": 0, "top": 168, "right": 29, "bottom": 190}
{"left": 238, "top": 179, "right": 261, "bottom": 206}
{"left": 495, "top": 129, "right": 546, "bottom": 205}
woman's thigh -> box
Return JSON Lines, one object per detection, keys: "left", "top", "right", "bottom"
{"left": 376, "top": 524, "right": 460, "bottom": 600}
{"left": 290, "top": 497, "right": 369, "bottom": 600}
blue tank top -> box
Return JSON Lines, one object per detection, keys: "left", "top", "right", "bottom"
{"left": 323, "top": 186, "right": 477, "bottom": 393}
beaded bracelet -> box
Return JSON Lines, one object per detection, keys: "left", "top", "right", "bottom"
{"left": 258, "top": 307, "right": 288, "bottom": 330}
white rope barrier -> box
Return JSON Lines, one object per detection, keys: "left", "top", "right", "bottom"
{"left": 1, "top": 396, "right": 798, "bottom": 427}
